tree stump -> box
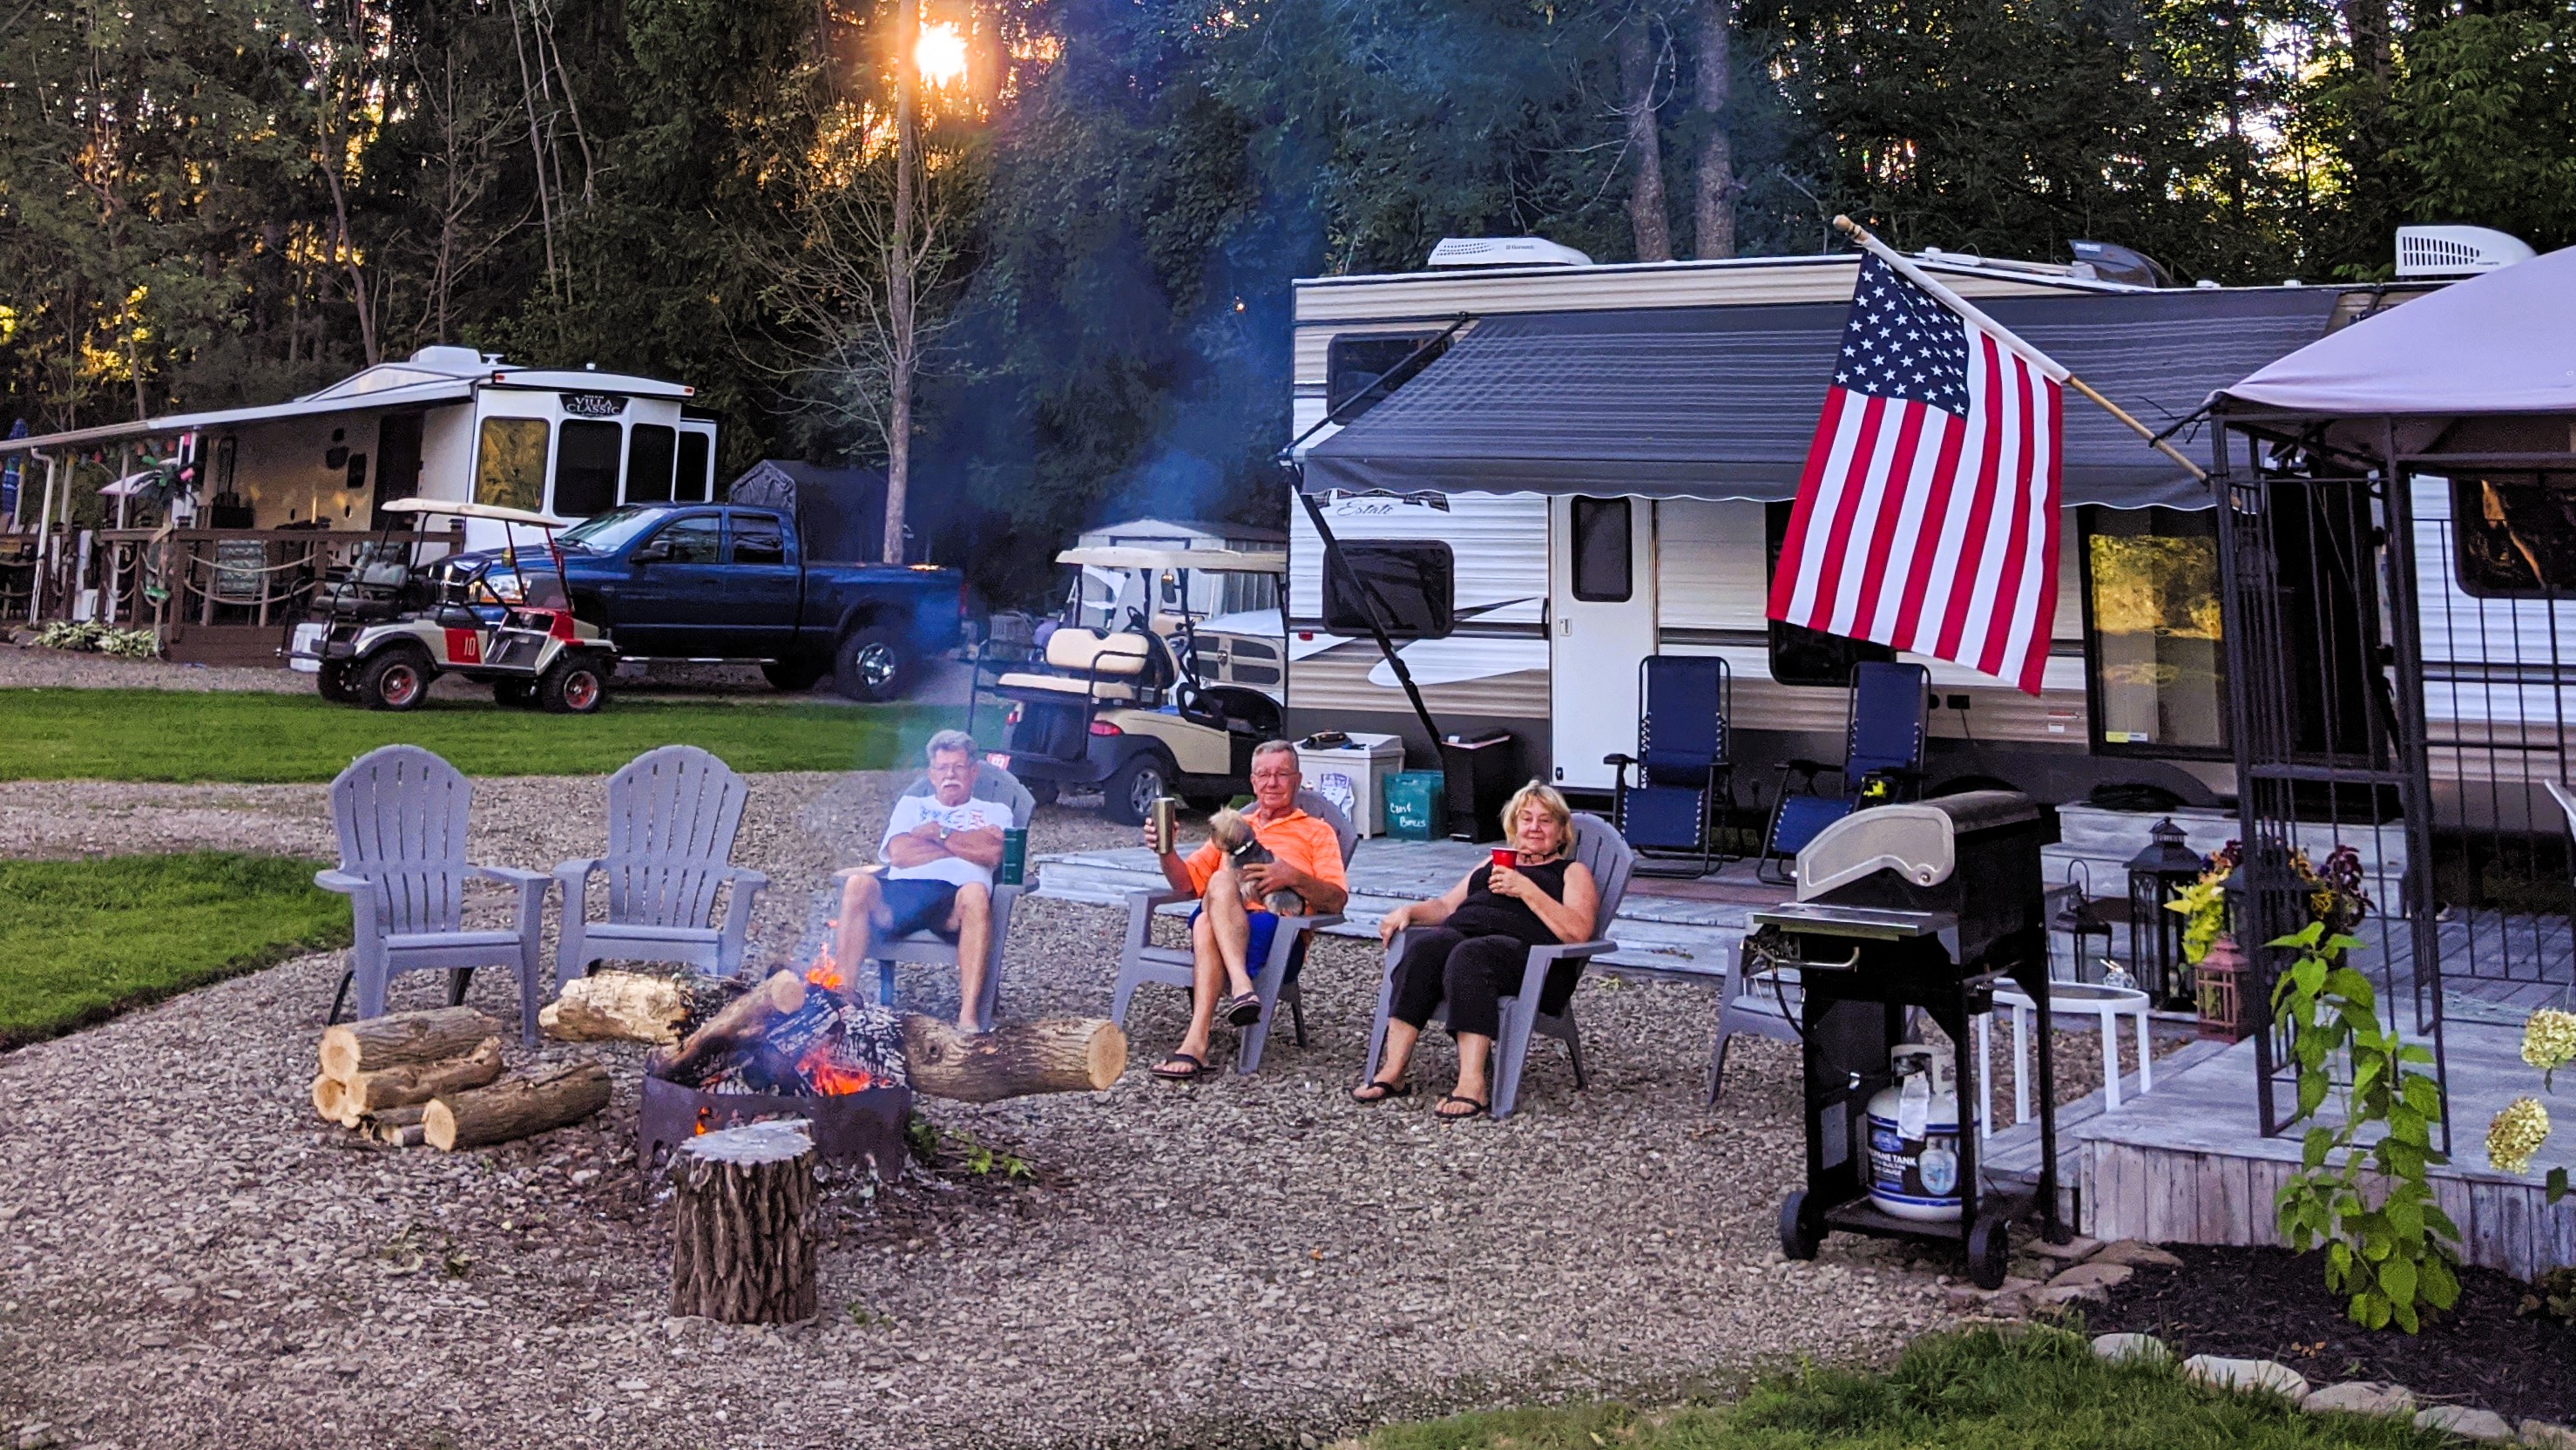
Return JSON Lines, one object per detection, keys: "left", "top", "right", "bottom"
{"left": 667, "top": 1119, "right": 820, "bottom": 1324}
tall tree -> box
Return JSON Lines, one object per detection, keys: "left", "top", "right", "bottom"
{"left": 1618, "top": 6, "right": 1673, "bottom": 261}
{"left": 1691, "top": 0, "right": 1736, "bottom": 258}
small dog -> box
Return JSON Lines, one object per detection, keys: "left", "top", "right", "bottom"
{"left": 1207, "top": 808, "right": 1305, "bottom": 914}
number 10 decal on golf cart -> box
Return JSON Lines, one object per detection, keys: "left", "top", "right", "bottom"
{"left": 284, "top": 498, "right": 616, "bottom": 713}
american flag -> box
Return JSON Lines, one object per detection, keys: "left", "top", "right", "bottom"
{"left": 1766, "top": 253, "right": 2066, "bottom": 695}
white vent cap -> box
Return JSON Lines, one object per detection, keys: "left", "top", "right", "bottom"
{"left": 1426, "top": 236, "right": 1594, "bottom": 268}
{"left": 2396, "top": 225, "right": 2536, "bottom": 279}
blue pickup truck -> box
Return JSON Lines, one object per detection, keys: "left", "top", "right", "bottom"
{"left": 479, "top": 501, "right": 963, "bottom": 699}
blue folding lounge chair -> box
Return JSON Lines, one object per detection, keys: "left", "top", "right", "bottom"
{"left": 1604, "top": 655, "right": 1735, "bottom": 877}
{"left": 1756, "top": 661, "right": 1930, "bottom": 884}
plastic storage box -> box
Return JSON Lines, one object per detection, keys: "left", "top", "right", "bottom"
{"left": 1295, "top": 732, "right": 1407, "bottom": 836}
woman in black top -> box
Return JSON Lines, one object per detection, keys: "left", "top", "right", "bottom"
{"left": 1353, "top": 782, "right": 1599, "bottom": 1120}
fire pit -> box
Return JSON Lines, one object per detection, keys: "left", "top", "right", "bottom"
{"left": 637, "top": 1072, "right": 909, "bottom": 1177}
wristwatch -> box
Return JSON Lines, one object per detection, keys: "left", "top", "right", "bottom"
{"left": 936, "top": 822, "right": 952, "bottom": 843}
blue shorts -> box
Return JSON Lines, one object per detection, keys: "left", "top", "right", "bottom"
{"left": 1189, "top": 905, "right": 1283, "bottom": 974}
{"left": 879, "top": 877, "right": 960, "bottom": 938}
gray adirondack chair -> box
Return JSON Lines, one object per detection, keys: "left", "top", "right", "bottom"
{"left": 554, "top": 746, "right": 767, "bottom": 985}
{"left": 317, "top": 745, "right": 551, "bottom": 1046}
{"left": 1112, "top": 790, "right": 1358, "bottom": 1074}
{"left": 1363, "top": 812, "right": 1635, "bottom": 1117}
{"left": 834, "top": 762, "right": 1037, "bottom": 1030}
{"left": 1707, "top": 945, "right": 1802, "bottom": 1103}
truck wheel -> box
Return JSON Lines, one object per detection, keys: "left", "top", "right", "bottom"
{"left": 539, "top": 654, "right": 608, "bottom": 715}
{"left": 316, "top": 660, "right": 356, "bottom": 704}
{"left": 833, "top": 627, "right": 909, "bottom": 702}
{"left": 1102, "top": 753, "right": 1170, "bottom": 827}
{"left": 761, "top": 659, "right": 827, "bottom": 694}
{"left": 354, "top": 646, "right": 432, "bottom": 712}
{"left": 493, "top": 680, "right": 538, "bottom": 708}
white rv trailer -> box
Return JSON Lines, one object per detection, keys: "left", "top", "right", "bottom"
{"left": 1281, "top": 248, "right": 2433, "bottom": 810}
{"left": 2, "top": 345, "right": 715, "bottom": 658}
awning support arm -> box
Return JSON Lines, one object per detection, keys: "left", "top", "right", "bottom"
{"left": 1275, "top": 317, "right": 1472, "bottom": 754}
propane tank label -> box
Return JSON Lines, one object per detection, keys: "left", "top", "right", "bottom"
{"left": 1865, "top": 1114, "right": 1964, "bottom": 1214}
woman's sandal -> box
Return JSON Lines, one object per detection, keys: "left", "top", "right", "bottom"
{"left": 1221, "top": 992, "right": 1263, "bottom": 1027}
{"left": 1435, "top": 1094, "right": 1490, "bottom": 1121}
{"left": 1349, "top": 1078, "right": 1412, "bottom": 1103}
{"left": 1152, "top": 1053, "right": 1207, "bottom": 1081}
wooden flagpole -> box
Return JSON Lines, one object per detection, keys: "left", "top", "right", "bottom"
{"left": 1832, "top": 215, "right": 2208, "bottom": 482}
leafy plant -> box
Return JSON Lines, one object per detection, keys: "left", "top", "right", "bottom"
{"left": 2520, "top": 1265, "right": 2576, "bottom": 1324}
{"left": 905, "top": 1117, "right": 1032, "bottom": 1181}
{"left": 2268, "top": 919, "right": 2461, "bottom": 1332}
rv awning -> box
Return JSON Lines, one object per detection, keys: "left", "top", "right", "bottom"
{"left": 1302, "top": 287, "right": 2344, "bottom": 509}
{"left": 0, "top": 376, "right": 474, "bottom": 457}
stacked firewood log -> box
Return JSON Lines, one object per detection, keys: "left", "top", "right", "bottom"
{"left": 309, "top": 1006, "right": 609, "bottom": 1150}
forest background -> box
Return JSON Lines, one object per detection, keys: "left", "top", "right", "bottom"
{"left": 2, "top": 0, "right": 2570, "bottom": 604}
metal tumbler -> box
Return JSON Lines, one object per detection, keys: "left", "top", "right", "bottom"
{"left": 1146, "top": 796, "right": 1179, "bottom": 855}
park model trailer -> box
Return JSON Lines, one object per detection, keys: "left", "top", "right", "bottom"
{"left": 1282, "top": 244, "right": 2471, "bottom": 813}
{"left": 0, "top": 345, "right": 715, "bottom": 662}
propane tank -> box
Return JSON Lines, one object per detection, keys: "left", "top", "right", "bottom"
{"left": 1864, "top": 1045, "right": 1964, "bottom": 1222}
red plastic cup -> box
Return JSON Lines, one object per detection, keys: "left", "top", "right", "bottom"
{"left": 1491, "top": 847, "right": 1517, "bottom": 871}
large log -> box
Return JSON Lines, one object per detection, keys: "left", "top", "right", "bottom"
{"left": 668, "top": 1120, "right": 819, "bottom": 1324}
{"left": 342, "top": 1037, "right": 504, "bottom": 1114}
{"left": 312, "top": 1073, "right": 351, "bottom": 1125}
{"left": 901, "top": 1015, "right": 1127, "bottom": 1102}
{"left": 320, "top": 1006, "right": 504, "bottom": 1080}
{"left": 423, "top": 1060, "right": 612, "bottom": 1151}
{"left": 654, "top": 971, "right": 808, "bottom": 1082}
{"left": 541, "top": 972, "right": 687, "bottom": 1045}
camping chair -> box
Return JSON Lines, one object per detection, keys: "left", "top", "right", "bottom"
{"left": 554, "top": 746, "right": 767, "bottom": 984}
{"left": 1111, "top": 790, "right": 1357, "bottom": 1074}
{"left": 1707, "top": 938, "right": 1802, "bottom": 1103}
{"left": 834, "top": 762, "right": 1037, "bottom": 1030}
{"left": 1756, "top": 661, "right": 1931, "bottom": 884}
{"left": 1362, "top": 814, "right": 1636, "bottom": 1118}
{"left": 318, "top": 745, "right": 550, "bottom": 1046}
{"left": 1605, "top": 655, "right": 1735, "bottom": 877}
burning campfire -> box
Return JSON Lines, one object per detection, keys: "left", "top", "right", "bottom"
{"left": 650, "top": 953, "right": 909, "bottom": 1098}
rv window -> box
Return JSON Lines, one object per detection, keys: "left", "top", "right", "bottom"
{"left": 1762, "top": 502, "right": 1894, "bottom": 685}
{"left": 474, "top": 417, "right": 549, "bottom": 512}
{"left": 1326, "top": 334, "right": 1448, "bottom": 423}
{"left": 553, "top": 420, "right": 622, "bottom": 518}
{"left": 1571, "top": 497, "right": 1632, "bottom": 602}
{"left": 2452, "top": 475, "right": 2576, "bottom": 597}
{"left": 1218, "top": 571, "right": 1281, "bottom": 616}
{"left": 1322, "top": 541, "right": 1453, "bottom": 639}
{"left": 676, "top": 431, "right": 712, "bottom": 501}
{"left": 2081, "top": 506, "right": 2227, "bottom": 753}
{"left": 728, "top": 515, "right": 787, "bottom": 566}
{"left": 625, "top": 423, "right": 677, "bottom": 504}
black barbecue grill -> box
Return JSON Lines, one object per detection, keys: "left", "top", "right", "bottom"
{"left": 1745, "top": 789, "right": 2067, "bottom": 1286}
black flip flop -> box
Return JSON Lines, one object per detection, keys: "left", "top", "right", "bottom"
{"left": 1349, "top": 1079, "right": 1412, "bottom": 1103}
{"left": 1152, "top": 1053, "right": 1207, "bottom": 1081}
{"left": 1435, "top": 1093, "right": 1490, "bottom": 1121}
{"left": 1222, "top": 992, "right": 1263, "bottom": 1027}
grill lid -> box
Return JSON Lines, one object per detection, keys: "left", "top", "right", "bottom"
{"left": 1795, "top": 790, "right": 2042, "bottom": 900}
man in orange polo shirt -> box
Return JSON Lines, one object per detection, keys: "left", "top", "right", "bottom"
{"left": 1145, "top": 740, "right": 1349, "bottom": 1080}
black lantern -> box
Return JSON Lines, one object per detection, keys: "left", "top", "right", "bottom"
{"left": 2126, "top": 816, "right": 2206, "bottom": 1009}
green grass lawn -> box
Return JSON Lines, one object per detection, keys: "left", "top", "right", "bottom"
{"left": 0, "top": 688, "right": 994, "bottom": 782}
{"left": 0, "top": 852, "right": 352, "bottom": 1047}
{"left": 1369, "top": 1326, "right": 2450, "bottom": 1450}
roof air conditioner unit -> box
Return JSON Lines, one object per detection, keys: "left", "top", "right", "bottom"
{"left": 1426, "top": 237, "right": 1594, "bottom": 268}
{"left": 2395, "top": 225, "right": 2535, "bottom": 279}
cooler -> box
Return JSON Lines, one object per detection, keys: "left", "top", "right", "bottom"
{"left": 1295, "top": 732, "right": 1407, "bottom": 836}
{"left": 1381, "top": 771, "right": 1445, "bottom": 841}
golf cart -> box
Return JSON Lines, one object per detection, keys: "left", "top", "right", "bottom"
{"left": 284, "top": 498, "right": 617, "bottom": 713}
{"left": 973, "top": 545, "right": 1288, "bottom": 823}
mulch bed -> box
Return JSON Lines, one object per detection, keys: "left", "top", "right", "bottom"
{"left": 2088, "top": 1243, "right": 2576, "bottom": 1425}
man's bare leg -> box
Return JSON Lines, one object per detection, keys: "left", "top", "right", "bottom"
{"left": 1171, "top": 911, "right": 1227, "bottom": 1067}
{"left": 949, "top": 883, "right": 993, "bottom": 1032}
{"left": 833, "top": 873, "right": 889, "bottom": 986}
{"left": 1199, "top": 866, "right": 1256, "bottom": 998}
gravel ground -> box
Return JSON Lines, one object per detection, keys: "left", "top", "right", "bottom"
{"left": 0, "top": 771, "right": 1970, "bottom": 1450}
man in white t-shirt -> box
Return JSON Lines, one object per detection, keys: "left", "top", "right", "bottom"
{"left": 834, "top": 730, "right": 1016, "bottom": 1030}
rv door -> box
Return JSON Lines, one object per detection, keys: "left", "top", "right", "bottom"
{"left": 1549, "top": 495, "right": 1657, "bottom": 790}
